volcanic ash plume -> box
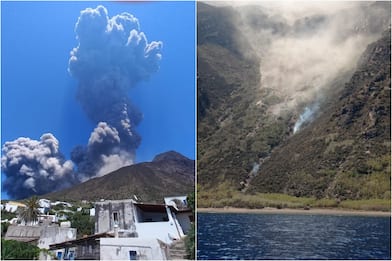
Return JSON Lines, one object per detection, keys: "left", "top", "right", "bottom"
{"left": 1, "top": 134, "right": 76, "bottom": 199}
{"left": 1, "top": 5, "right": 163, "bottom": 198}
{"left": 68, "top": 5, "right": 162, "bottom": 180}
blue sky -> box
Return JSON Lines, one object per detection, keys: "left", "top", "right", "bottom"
{"left": 1, "top": 1, "right": 195, "bottom": 199}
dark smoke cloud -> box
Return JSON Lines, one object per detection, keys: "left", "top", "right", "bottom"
{"left": 69, "top": 5, "right": 162, "bottom": 179}
{"left": 71, "top": 122, "right": 133, "bottom": 181}
{"left": 1, "top": 134, "right": 76, "bottom": 199}
{"left": 1, "top": 5, "right": 162, "bottom": 198}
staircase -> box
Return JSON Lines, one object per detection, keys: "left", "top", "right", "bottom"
{"left": 168, "top": 238, "right": 188, "bottom": 260}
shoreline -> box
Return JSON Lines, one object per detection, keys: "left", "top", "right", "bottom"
{"left": 198, "top": 207, "right": 391, "bottom": 217}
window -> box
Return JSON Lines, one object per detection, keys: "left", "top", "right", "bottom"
{"left": 135, "top": 205, "right": 169, "bottom": 223}
{"left": 57, "top": 251, "right": 63, "bottom": 260}
{"left": 68, "top": 250, "right": 75, "bottom": 260}
{"left": 113, "top": 212, "right": 119, "bottom": 225}
{"left": 129, "top": 250, "right": 137, "bottom": 260}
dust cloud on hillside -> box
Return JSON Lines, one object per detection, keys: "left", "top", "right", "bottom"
{"left": 218, "top": 1, "right": 390, "bottom": 128}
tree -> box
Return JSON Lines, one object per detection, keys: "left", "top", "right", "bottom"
{"left": 187, "top": 192, "right": 195, "bottom": 212}
{"left": 19, "top": 196, "right": 40, "bottom": 225}
{"left": 1, "top": 210, "right": 16, "bottom": 221}
{"left": 69, "top": 211, "right": 95, "bottom": 238}
{"left": 1, "top": 222, "right": 10, "bottom": 237}
{"left": 1, "top": 239, "right": 40, "bottom": 260}
{"left": 185, "top": 223, "right": 195, "bottom": 260}
{"left": 185, "top": 192, "right": 195, "bottom": 259}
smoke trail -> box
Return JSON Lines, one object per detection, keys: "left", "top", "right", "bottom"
{"left": 68, "top": 5, "right": 162, "bottom": 179}
{"left": 1, "top": 134, "right": 76, "bottom": 199}
{"left": 293, "top": 103, "right": 320, "bottom": 134}
{"left": 249, "top": 162, "right": 260, "bottom": 177}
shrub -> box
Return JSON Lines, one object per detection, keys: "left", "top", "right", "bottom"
{"left": 1, "top": 222, "right": 10, "bottom": 237}
{"left": 1, "top": 210, "right": 16, "bottom": 221}
{"left": 1, "top": 239, "right": 40, "bottom": 260}
{"left": 69, "top": 212, "right": 95, "bottom": 238}
{"left": 185, "top": 223, "right": 195, "bottom": 260}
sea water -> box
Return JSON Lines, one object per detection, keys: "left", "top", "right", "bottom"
{"left": 197, "top": 213, "right": 391, "bottom": 260}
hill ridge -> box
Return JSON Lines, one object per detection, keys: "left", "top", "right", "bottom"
{"left": 44, "top": 151, "right": 194, "bottom": 203}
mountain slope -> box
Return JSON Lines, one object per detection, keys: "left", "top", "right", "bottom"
{"left": 197, "top": 3, "right": 291, "bottom": 190}
{"left": 45, "top": 151, "right": 194, "bottom": 203}
{"left": 248, "top": 30, "right": 391, "bottom": 200}
{"left": 197, "top": 2, "right": 390, "bottom": 204}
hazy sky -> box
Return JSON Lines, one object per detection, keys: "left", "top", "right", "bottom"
{"left": 1, "top": 1, "right": 195, "bottom": 199}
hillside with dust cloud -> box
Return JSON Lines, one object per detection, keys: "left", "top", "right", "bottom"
{"left": 197, "top": 2, "right": 390, "bottom": 206}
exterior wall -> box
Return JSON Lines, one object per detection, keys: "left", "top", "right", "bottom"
{"left": 135, "top": 208, "right": 183, "bottom": 244}
{"left": 39, "top": 199, "right": 51, "bottom": 208}
{"left": 38, "top": 214, "right": 58, "bottom": 225}
{"left": 176, "top": 213, "right": 192, "bottom": 234}
{"left": 4, "top": 204, "right": 18, "bottom": 213}
{"left": 96, "top": 204, "right": 110, "bottom": 233}
{"left": 38, "top": 226, "right": 77, "bottom": 249}
{"left": 100, "top": 238, "right": 167, "bottom": 260}
{"left": 135, "top": 222, "right": 181, "bottom": 244}
{"left": 51, "top": 201, "right": 72, "bottom": 208}
{"left": 4, "top": 202, "right": 25, "bottom": 213}
{"left": 75, "top": 241, "right": 100, "bottom": 259}
{"left": 95, "top": 199, "right": 190, "bottom": 245}
{"left": 48, "top": 247, "right": 78, "bottom": 261}
{"left": 95, "top": 200, "right": 136, "bottom": 234}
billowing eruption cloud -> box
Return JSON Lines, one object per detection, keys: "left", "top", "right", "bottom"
{"left": 230, "top": 1, "right": 390, "bottom": 131}
{"left": 1, "top": 5, "right": 162, "bottom": 198}
{"left": 1, "top": 134, "right": 76, "bottom": 199}
{"left": 69, "top": 5, "right": 162, "bottom": 180}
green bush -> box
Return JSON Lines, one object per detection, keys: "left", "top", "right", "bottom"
{"left": 1, "top": 210, "right": 16, "bottom": 221}
{"left": 1, "top": 222, "right": 10, "bottom": 237}
{"left": 199, "top": 188, "right": 391, "bottom": 212}
{"left": 339, "top": 199, "right": 390, "bottom": 211}
{"left": 185, "top": 223, "right": 195, "bottom": 260}
{"left": 185, "top": 192, "right": 195, "bottom": 259}
{"left": 1, "top": 239, "right": 40, "bottom": 260}
{"left": 69, "top": 212, "right": 95, "bottom": 238}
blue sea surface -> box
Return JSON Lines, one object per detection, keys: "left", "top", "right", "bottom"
{"left": 197, "top": 213, "right": 391, "bottom": 260}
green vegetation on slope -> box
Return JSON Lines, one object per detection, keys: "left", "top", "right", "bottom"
{"left": 185, "top": 192, "right": 195, "bottom": 260}
{"left": 248, "top": 30, "right": 391, "bottom": 200}
{"left": 1, "top": 239, "right": 40, "bottom": 260}
{"left": 197, "top": 2, "right": 391, "bottom": 208}
{"left": 69, "top": 211, "right": 95, "bottom": 238}
{"left": 198, "top": 189, "right": 390, "bottom": 212}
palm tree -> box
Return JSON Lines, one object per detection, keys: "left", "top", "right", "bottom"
{"left": 19, "top": 196, "right": 40, "bottom": 226}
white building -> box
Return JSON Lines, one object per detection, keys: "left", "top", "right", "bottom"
{"left": 51, "top": 201, "right": 73, "bottom": 208}
{"left": 90, "top": 208, "right": 96, "bottom": 217}
{"left": 39, "top": 199, "right": 51, "bottom": 209}
{"left": 49, "top": 196, "right": 193, "bottom": 260}
{"left": 5, "top": 224, "right": 76, "bottom": 260}
{"left": 100, "top": 237, "right": 167, "bottom": 260}
{"left": 3, "top": 201, "right": 26, "bottom": 213}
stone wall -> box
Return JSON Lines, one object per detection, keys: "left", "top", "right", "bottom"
{"left": 95, "top": 200, "right": 136, "bottom": 234}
